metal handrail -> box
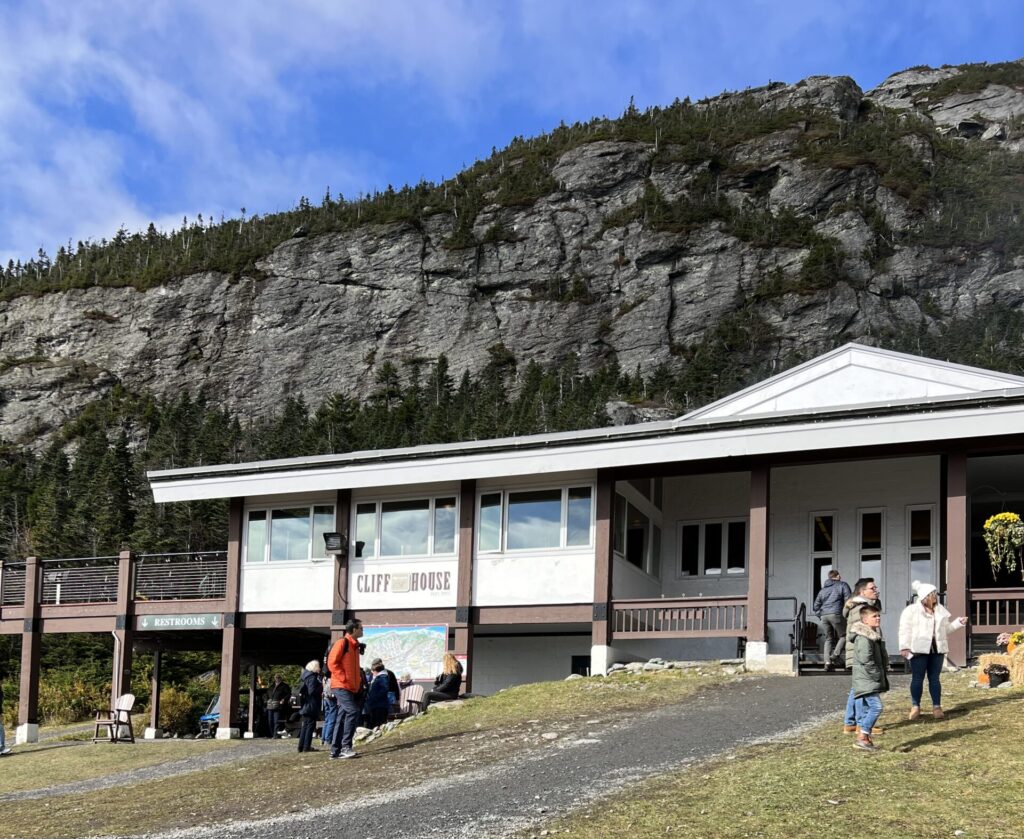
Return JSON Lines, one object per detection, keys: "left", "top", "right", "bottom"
{"left": 39, "top": 557, "right": 119, "bottom": 604}
{"left": 1, "top": 562, "right": 27, "bottom": 606}
{"left": 39, "top": 556, "right": 120, "bottom": 564}
{"left": 134, "top": 551, "right": 228, "bottom": 601}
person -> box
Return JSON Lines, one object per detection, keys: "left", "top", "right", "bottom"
{"left": 850, "top": 604, "right": 889, "bottom": 751}
{"left": 371, "top": 657, "right": 400, "bottom": 714}
{"left": 320, "top": 668, "right": 338, "bottom": 747}
{"left": 296, "top": 659, "right": 323, "bottom": 753}
{"left": 399, "top": 671, "right": 414, "bottom": 690}
{"left": 0, "top": 677, "right": 11, "bottom": 756}
{"left": 424, "top": 653, "right": 463, "bottom": 708}
{"left": 813, "top": 569, "right": 852, "bottom": 671}
{"left": 265, "top": 674, "right": 291, "bottom": 738}
{"left": 365, "top": 662, "right": 391, "bottom": 728}
{"left": 899, "top": 580, "right": 968, "bottom": 721}
{"left": 842, "top": 578, "right": 882, "bottom": 734}
{"left": 327, "top": 618, "right": 364, "bottom": 759}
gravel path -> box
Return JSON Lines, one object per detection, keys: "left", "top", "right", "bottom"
{"left": 124, "top": 673, "right": 905, "bottom": 839}
{"left": 0, "top": 738, "right": 283, "bottom": 803}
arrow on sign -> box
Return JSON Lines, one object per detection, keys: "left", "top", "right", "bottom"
{"left": 141, "top": 617, "right": 151, "bottom": 629}
{"left": 212, "top": 615, "right": 220, "bottom": 627}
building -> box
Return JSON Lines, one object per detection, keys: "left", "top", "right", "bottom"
{"left": 4, "top": 343, "right": 1024, "bottom": 741}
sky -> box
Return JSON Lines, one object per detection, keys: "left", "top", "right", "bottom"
{"left": 1, "top": 0, "right": 1022, "bottom": 265}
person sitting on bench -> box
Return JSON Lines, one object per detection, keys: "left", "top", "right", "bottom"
{"left": 424, "top": 653, "right": 462, "bottom": 708}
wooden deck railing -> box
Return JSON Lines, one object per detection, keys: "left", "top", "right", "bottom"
{"left": 134, "top": 552, "right": 227, "bottom": 601}
{"left": 611, "top": 596, "right": 748, "bottom": 639}
{"left": 39, "top": 557, "right": 120, "bottom": 605}
{"left": 0, "top": 561, "right": 26, "bottom": 606}
{"left": 970, "top": 588, "right": 1024, "bottom": 633}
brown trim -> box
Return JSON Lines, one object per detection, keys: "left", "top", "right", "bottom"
{"left": 591, "top": 470, "right": 614, "bottom": 647}
{"left": 242, "top": 612, "right": 331, "bottom": 630}
{"left": 111, "top": 550, "right": 135, "bottom": 708}
{"left": 746, "top": 465, "right": 770, "bottom": 644}
{"left": 225, "top": 498, "right": 243, "bottom": 613}
{"left": 19, "top": 556, "right": 41, "bottom": 726}
{"left": 39, "top": 617, "right": 116, "bottom": 633}
{"left": 945, "top": 451, "right": 968, "bottom": 665}
{"left": 455, "top": 480, "right": 475, "bottom": 623}
{"left": 453, "top": 626, "right": 473, "bottom": 693}
{"left": 474, "top": 604, "right": 592, "bottom": 625}
{"left": 351, "top": 608, "right": 455, "bottom": 626}
{"left": 135, "top": 600, "right": 228, "bottom": 616}
{"left": 39, "top": 604, "right": 121, "bottom": 619}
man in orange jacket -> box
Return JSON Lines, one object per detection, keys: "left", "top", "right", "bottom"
{"left": 328, "top": 618, "right": 364, "bottom": 759}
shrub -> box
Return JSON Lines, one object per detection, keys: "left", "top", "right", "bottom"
{"left": 159, "top": 685, "right": 206, "bottom": 735}
{"left": 38, "top": 671, "right": 109, "bottom": 724}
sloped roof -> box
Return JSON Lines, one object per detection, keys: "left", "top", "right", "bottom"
{"left": 679, "top": 343, "right": 1024, "bottom": 423}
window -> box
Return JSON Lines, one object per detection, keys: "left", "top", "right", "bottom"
{"left": 809, "top": 512, "right": 835, "bottom": 599}
{"left": 859, "top": 509, "right": 885, "bottom": 584}
{"left": 908, "top": 506, "right": 935, "bottom": 595}
{"left": 477, "top": 486, "right": 594, "bottom": 552}
{"left": 678, "top": 519, "right": 747, "bottom": 577}
{"left": 354, "top": 496, "right": 458, "bottom": 558}
{"left": 245, "top": 503, "right": 336, "bottom": 563}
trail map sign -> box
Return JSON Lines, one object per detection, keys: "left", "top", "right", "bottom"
{"left": 362, "top": 625, "right": 447, "bottom": 681}
{"left": 138, "top": 613, "right": 221, "bottom": 630}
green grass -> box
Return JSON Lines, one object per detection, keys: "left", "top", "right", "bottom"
{"left": 533, "top": 670, "right": 1024, "bottom": 839}
{"left": 0, "top": 666, "right": 741, "bottom": 838}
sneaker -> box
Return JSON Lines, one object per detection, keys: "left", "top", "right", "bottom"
{"left": 340, "top": 749, "right": 357, "bottom": 759}
{"left": 329, "top": 751, "right": 341, "bottom": 760}
{"left": 0, "top": 747, "right": 11, "bottom": 756}
{"left": 842, "top": 724, "right": 857, "bottom": 733}
{"left": 824, "top": 663, "right": 834, "bottom": 672}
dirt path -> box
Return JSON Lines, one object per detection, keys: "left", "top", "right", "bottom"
{"left": 123, "top": 673, "right": 895, "bottom": 839}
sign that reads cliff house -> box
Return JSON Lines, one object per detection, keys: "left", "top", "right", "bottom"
{"left": 138, "top": 613, "right": 222, "bottom": 631}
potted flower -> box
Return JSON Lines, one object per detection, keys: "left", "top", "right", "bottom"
{"left": 983, "top": 512, "right": 1024, "bottom": 579}
{"left": 997, "top": 630, "right": 1024, "bottom": 655}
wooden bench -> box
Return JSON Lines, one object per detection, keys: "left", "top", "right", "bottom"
{"left": 389, "top": 684, "right": 424, "bottom": 720}
{"left": 93, "top": 693, "right": 136, "bottom": 743}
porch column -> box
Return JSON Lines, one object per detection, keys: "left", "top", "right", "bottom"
{"left": 590, "top": 470, "right": 615, "bottom": 675}
{"left": 331, "top": 489, "right": 352, "bottom": 646}
{"left": 17, "top": 556, "right": 41, "bottom": 744}
{"left": 111, "top": 549, "right": 135, "bottom": 710}
{"left": 745, "top": 465, "right": 770, "bottom": 663}
{"left": 454, "top": 480, "right": 476, "bottom": 692}
{"left": 145, "top": 650, "right": 163, "bottom": 739}
{"left": 246, "top": 665, "right": 258, "bottom": 738}
{"left": 944, "top": 452, "right": 968, "bottom": 666}
{"left": 216, "top": 497, "right": 244, "bottom": 739}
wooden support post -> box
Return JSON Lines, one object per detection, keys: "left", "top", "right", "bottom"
{"left": 331, "top": 489, "right": 352, "bottom": 645}
{"left": 746, "top": 465, "right": 770, "bottom": 645}
{"left": 590, "top": 471, "right": 615, "bottom": 674}
{"left": 454, "top": 479, "right": 476, "bottom": 692}
{"left": 111, "top": 549, "right": 135, "bottom": 709}
{"left": 147, "top": 650, "right": 163, "bottom": 738}
{"left": 217, "top": 498, "right": 244, "bottom": 738}
{"left": 17, "top": 556, "right": 41, "bottom": 743}
{"left": 944, "top": 452, "right": 968, "bottom": 666}
{"left": 247, "top": 665, "right": 258, "bottom": 738}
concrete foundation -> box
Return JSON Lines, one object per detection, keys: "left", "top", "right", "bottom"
{"left": 590, "top": 644, "right": 615, "bottom": 676}
{"left": 15, "top": 723, "right": 39, "bottom": 745}
{"left": 143, "top": 727, "right": 163, "bottom": 740}
{"left": 215, "top": 727, "right": 241, "bottom": 740}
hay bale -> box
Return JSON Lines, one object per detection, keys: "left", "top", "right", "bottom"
{"left": 978, "top": 651, "right": 1024, "bottom": 686}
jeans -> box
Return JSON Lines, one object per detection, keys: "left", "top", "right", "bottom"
{"left": 266, "top": 709, "right": 280, "bottom": 737}
{"left": 331, "top": 689, "right": 361, "bottom": 755}
{"left": 321, "top": 694, "right": 338, "bottom": 744}
{"left": 298, "top": 715, "right": 317, "bottom": 751}
{"left": 0, "top": 721, "right": 6, "bottom": 752}
{"left": 844, "top": 686, "right": 857, "bottom": 726}
{"left": 909, "top": 652, "right": 945, "bottom": 707}
{"left": 820, "top": 614, "right": 846, "bottom": 662}
{"left": 855, "top": 693, "right": 883, "bottom": 734}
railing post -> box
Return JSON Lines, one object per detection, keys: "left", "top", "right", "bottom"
{"left": 17, "top": 556, "right": 41, "bottom": 744}
{"left": 111, "top": 549, "right": 136, "bottom": 711}
{"left": 591, "top": 469, "right": 615, "bottom": 676}
{"left": 944, "top": 452, "right": 968, "bottom": 666}
{"left": 217, "top": 498, "right": 244, "bottom": 739}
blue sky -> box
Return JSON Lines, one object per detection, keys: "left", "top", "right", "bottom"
{"left": 1, "top": 0, "right": 1021, "bottom": 265}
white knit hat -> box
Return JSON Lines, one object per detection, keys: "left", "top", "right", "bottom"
{"left": 912, "top": 579, "right": 938, "bottom": 600}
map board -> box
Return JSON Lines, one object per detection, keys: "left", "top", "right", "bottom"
{"left": 361, "top": 624, "right": 448, "bottom": 681}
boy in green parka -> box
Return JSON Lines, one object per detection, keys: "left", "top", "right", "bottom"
{"left": 849, "top": 604, "right": 889, "bottom": 752}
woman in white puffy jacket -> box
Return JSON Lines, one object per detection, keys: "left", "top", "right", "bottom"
{"left": 898, "top": 580, "right": 968, "bottom": 721}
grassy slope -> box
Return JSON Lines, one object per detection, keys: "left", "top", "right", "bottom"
{"left": 0, "top": 666, "right": 740, "bottom": 839}
{"left": 536, "top": 670, "right": 1024, "bottom": 839}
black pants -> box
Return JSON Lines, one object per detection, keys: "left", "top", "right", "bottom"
{"left": 298, "top": 714, "right": 317, "bottom": 751}
{"left": 424, "top": 690, "right": 456, "bottom": 708}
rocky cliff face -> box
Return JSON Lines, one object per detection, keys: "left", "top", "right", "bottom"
{"left": 2, "top": 61, "right": 1024, "bottom": 446}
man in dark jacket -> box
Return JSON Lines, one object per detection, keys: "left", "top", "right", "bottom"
{"left": 297, "top": 661, "right": 324, "bottom": 753}
{"left": 813, "top": 570, "right": 852, "bottom": 671}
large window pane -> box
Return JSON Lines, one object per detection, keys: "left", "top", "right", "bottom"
{"left": 433, "top": 498, "right": 457, "bottom": 554}
{"left": 727, "top": 521, "right": 746, "bottom": 573}
{"left": 381, "top": 499, "right": 430, "bottom": 556}
{"left": 567, "top": 487, "right": 592, "bottom": 546}
{"left": 312, "top": 505, "right": 335, "bottom": 558}
{"left": 507, "top": 489, "right": 562, "bottom": 550}
{"left": 910, "top": 509, "right": 932, "bottom": 548}
{"left": 650, "top": 524, "right": 661, "bottom": 578}
{"left": 355, "top": 503, "right": 376, "bottom": 558}
{"left": 479, "top": 493, "right": 502, "bottom": 552}
{"left": 680, "top": 524, "right": 700, "bottom": 576}
{"left": 625, "top": 503, "right": 649, "bottom": 570}
{"left": 813, "top": 515, "right": 833, "bottom": 553}
{"left": 910, "top": 552, "right": 932, "bottom": 590}
{"left": 704, "top": 522, "right": 723, "bottom": 575}
{"left": 860, "top": 555, "right": 882, "bottom": 583}
{"left": 270, "top": 508, "right": 310, "bottom": 562}
{"left": 245, "top": 511, "right": 266, "bottom": 563}
{"left": 861, "top": 512, "right": 882, "bottom": 550}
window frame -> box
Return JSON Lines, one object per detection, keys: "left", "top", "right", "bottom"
{"left": 475, "top": 483, "right": 596, "bottom": 554}
{"left": 906, "top": 504, "right": 936, "bottom": 598}
{"left": 809, "top": 511, "right": 837, "bottom": 600}
{"left": 676, "top": 517, "right": 749, "bottom": 579}
{"left": 857, "top": 507, "right": 886, "bottom": 597}
{"left": 351, "top": 494, "right": 460, "bottom": 560}
{"left": 244, "top": 502, "right": 337, "bottom": 565}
